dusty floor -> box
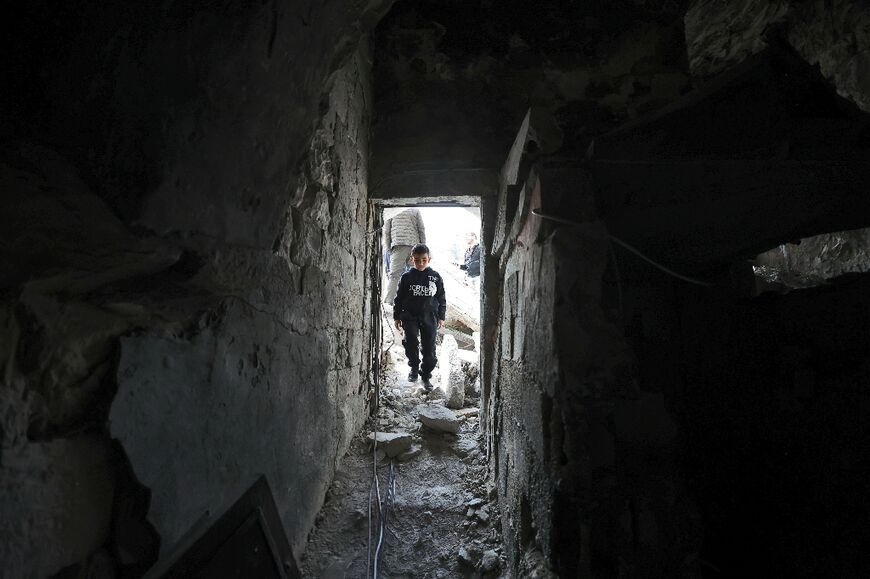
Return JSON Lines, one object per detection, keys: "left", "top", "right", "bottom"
{"left": 300, "top": 335, "right": 504, "bottom": 579}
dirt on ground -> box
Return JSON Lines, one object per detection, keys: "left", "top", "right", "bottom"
{"left": 300, "top": 339, "right": 504, "bottom": 579}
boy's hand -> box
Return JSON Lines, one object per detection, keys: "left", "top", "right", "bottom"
{"left": 437, "top": 319, "right": 444, "bottom": 330}
{"left": 394, "top": 319, "right": 403, "bottom": 330}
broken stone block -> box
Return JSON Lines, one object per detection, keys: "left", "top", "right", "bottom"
{"left": 439, "top": 335, "right": 465, "bottom": 409}
{"left": 457, "top": 350, "right": 480, "bottom": 396}
{"left": 367, "top": 431, "right": 413, "bottom": 457}
{"left": 457, "top": 407, "right": 479, "bottom": 418}
{"left": 417, "top": 405, "right": 462, "bottom": 433}
{"left": 454, "top": 437, "right": 480, "bottom": 458}
{"left": 476, "top": 509, "right": 490, "bottom": 524}
{"left": 480, "top": 550, "right": 500, "bottom": 573}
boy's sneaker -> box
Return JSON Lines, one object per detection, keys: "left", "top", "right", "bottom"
{"left": 408, "top": 369, "right": 418, "bottom": 382}
{"left": 421, "top": 377, "right": 433, "bottom": 392}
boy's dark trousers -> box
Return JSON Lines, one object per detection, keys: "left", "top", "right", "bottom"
{"left": 401, "top": 312, "right": 438, "bottom": 379}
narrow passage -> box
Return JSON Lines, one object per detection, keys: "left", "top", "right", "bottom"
{"left": 300, "top": 337, "right": 504, "bottom": 578}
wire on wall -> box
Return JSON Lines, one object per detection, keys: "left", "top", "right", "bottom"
{"left": 530, "top": 208, "right": 714, "bottom": 288}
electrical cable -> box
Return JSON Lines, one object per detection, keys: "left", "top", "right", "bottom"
{"left": 530, "top": 208, "right": 714, "bottom": 288}
{"left": 373, "top": 460, "right": 396, "bottom": 577}
{"left": 366, "top": 478, "right": 374, "bottom": 579}
{"left": 365, "top": 201, "right": 384, "bottom": 579}
{"left": 381, "top": 306, "right": 396, "bottom": 351}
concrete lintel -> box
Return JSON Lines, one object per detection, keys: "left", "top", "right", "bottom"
{"left": 370, "top": 167, "right": 498, "bottom": 201}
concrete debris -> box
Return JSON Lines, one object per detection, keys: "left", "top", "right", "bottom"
{"left": 466, "top": 498, "right": 485, "bottom": 508}
{"left": 440, "top": 335, "right": 465, "bottom": 409}
{"left": 417, "top": 405, "right": 462, "bottom": 433}
{"left": 475, "top": 509, "right": 490, "bottom": 524}
{"left": 456, "top": 407, "right": 479, "bottom": 417}
{"left": 454, "top": 437, "right": 480, "bottom": 458}
{"left": 480, "top": 550, "right": 500, "bottom": 573}
{"left": 428, "top": 386, "right": 446, "bottom": 399}
{"left": 367, "top": 431, "right": 413, "bottom": 457}
{"left": 456, "top": 350, "right": 481, "bottom": 396}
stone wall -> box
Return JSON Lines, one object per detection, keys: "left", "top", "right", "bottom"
{"left": 754, "top": 227, "right": 870, "bottom": 288}
{"left": 111, "top": 45, "right": 378, "bottom": 558}
{"left": 0, "top": 2, "right": 390, "bottom": 576}
{"left": 370, "top": 0, "right": 691, "bottom": 200}
{"left": 482, "top": 113, "right": 699, "bottom": 576}
{"left": 686, "top": 0, "right": 870, "bottom": 111}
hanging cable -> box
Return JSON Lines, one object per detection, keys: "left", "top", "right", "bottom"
{"left": 366, "top": 477, "right": 374, "bottom": 579}
{"left": 365, "top": 200, "right": 384, "bottom": 579}
{"left": 530, "top": 208, "right": 714, "bottom": 288}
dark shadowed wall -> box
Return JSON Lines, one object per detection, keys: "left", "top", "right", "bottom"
{"left": 0, "top": 1, "right": 392, "bottom": 576}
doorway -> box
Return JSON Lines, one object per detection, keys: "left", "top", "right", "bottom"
{"left": 379, "top": 205, "right": 482, "bottom": 396}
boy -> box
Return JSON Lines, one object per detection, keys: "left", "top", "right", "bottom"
{"left": 393, "top": 244, "right": 446, "bottom": 391}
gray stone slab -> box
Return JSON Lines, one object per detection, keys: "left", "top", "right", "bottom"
{"left": 417, "top": 405, "right": 462, "bottom": 433}
{"left": 367, "top": 431, "right": 413, "bottom": 457}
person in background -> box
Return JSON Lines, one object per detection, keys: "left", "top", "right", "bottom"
{"left": 383, "top": 208, "right": 426, "bottom": 304}
{"left": 456, "top": 231, "right": 481, "bottom": 292}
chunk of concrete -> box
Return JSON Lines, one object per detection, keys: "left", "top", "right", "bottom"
{"left": 367, "top": 431, "right": 413, "bottom": 457}
{"left": 417, "top": 405, "right": 462, "bottom": 433}
{"left": 440, "top": 335, "right": 465, "bottom": 409}
{"left": 457, "top": 350, "right": 480, "bottom": 396}
{"left": 481, "top": 549, "right": 500, "bottom": 572}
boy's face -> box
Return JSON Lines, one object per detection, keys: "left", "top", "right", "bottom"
{"left": 411, "top": 252, "right": 430, "bottom": 271}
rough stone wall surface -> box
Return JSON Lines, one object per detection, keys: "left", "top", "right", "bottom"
{"left": 371, "top": 1, "right": 691, "bottom": 196}
{"left": 686, "top": 0, "right": 870, "bottom": 110}
{"left": 484, "top": 157, "right": 699, "bottom": 576}
{"left": 110, "top": 46, "right": 377, "bottom": 558}
{"left": 755, "top": 227, "right": 870, "bottom": 287}
{"left": 0, "top": 1, "right": 390, "bottom": 576}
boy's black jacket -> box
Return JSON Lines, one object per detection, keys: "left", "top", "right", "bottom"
{"left": 393, "top": 267, "right": 446, "bottom": 320}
